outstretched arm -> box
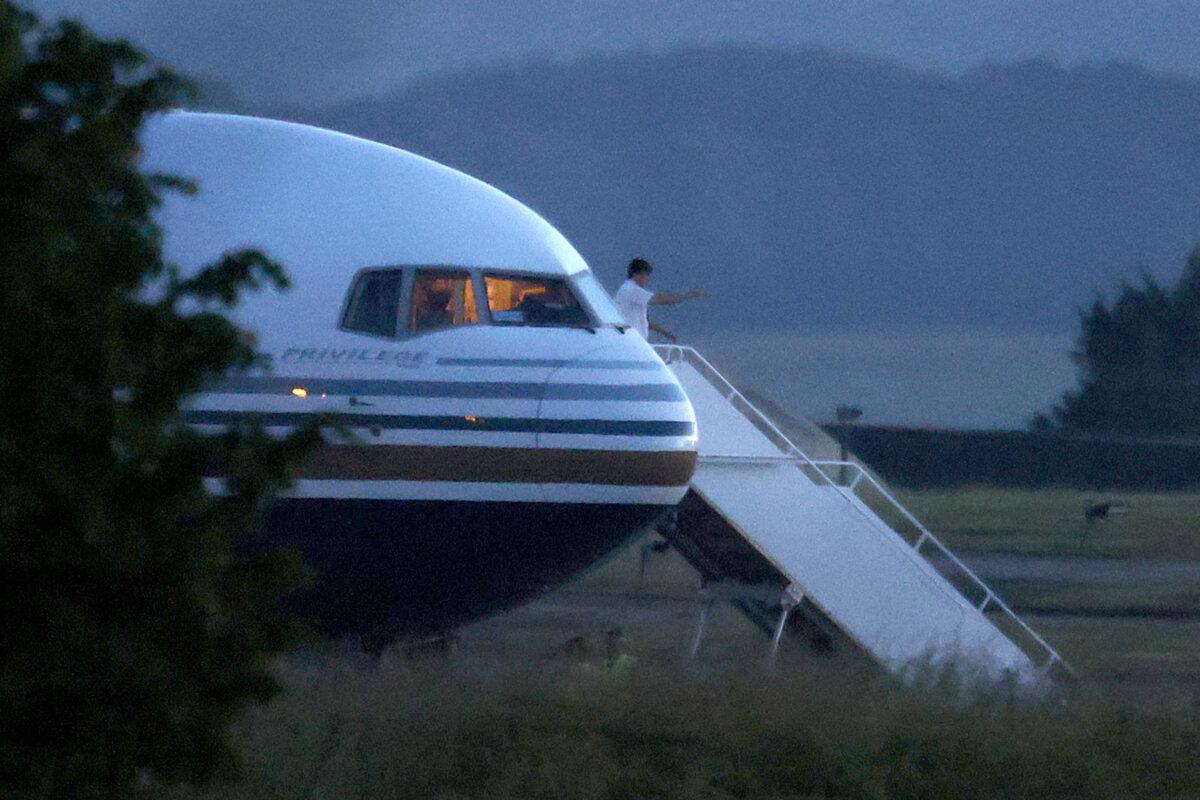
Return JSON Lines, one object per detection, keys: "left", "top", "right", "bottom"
{"left": 649, "top": 289, "right": 704, "bottom": 306}
{"left": 649, "top": 321, "right": 678, "bottom": 342}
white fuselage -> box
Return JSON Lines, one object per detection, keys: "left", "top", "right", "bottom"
{"left": 146, "top": 112, "right": 698, "bottom": 508}
{"left": 143, "top": 112, "right": 697, "bottom": 638}
{"left": 188, "top": 317, "right": 697, "bottom": 506}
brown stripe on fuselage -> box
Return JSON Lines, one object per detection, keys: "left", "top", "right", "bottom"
{"left": 296, "top": 445, "right": 697, "bottom": 486}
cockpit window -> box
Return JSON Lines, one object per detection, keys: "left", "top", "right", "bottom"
{"left": 484, "top": 274, "right": 591, "bottom": 327}
{"left": 341, "top": 269, "right": 403, "bottom": 337}
{"left": 570, "top": 271, "right": 626, "bottom": 326}
{"left": 410, "top": 270, "right": 479, "bottom": 333}
{"left": 342, "top": 267, "right": 609, "bottom": 339}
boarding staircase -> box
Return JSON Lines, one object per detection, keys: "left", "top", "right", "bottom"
{"left": 654, "top": 345, "right": 1070, "bottom": 684}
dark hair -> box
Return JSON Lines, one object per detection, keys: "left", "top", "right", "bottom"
{"left": 627, "top": 258, "right": 653, "bottom": 278}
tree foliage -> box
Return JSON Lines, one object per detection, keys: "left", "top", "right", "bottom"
{"left": 0, "top": 5, "right": 319, "bottom": 797}
{"left": 1036, "top": 246, "right": 1200, "bottom": 436}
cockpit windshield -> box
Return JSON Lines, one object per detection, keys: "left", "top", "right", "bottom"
{"left": 340, "top": 266, "right": 614, "bottom": 338}
{"left": 484, "top": 274, "right": 590, "bottom": 328}
{"left": 570, "top": 271, "right": 627, "bottom": 326}
{"left": 410, "top": 270, "right": 479, "bottom": 332}
{"left": 341, "top": 269, "right": 402, "bottom": 337}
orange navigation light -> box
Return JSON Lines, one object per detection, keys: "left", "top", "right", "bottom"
{"left": 465, "top": 415, "right": 478, "bottom": 422}
{"left": 291, "top": 387, "right": 309, "bottom": 398}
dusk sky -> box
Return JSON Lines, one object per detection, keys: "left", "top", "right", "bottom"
{"left": 32, "top": 1, "right": 1200, "bottom": 104}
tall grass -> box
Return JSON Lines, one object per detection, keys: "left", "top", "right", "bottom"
{"left": 896, "top": 488, "right": 1200, "bottom": 558}
{"left": 158, "top": 485, "right": 1200, "bottom": 799}
{"left": 164, "top": 650, "right": 1200, "bottom": 800}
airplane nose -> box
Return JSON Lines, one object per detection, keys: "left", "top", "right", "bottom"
{"left": 535, "top": 343, "right": 697, "bottom": 504}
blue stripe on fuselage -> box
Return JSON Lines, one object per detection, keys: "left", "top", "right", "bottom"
{"left": 436, "top": 357, "right": 661, "bottom": 370}
{"left": 206, "top": 377, "right": 687, "bottom": 402}
{"left": 182, "top": 409, "right": 695, "bottom": 436}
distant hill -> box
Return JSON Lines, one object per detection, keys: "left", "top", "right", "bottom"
{"left": 187, "top": 76, "right": 250, "bottom": 114}
{"left": 263, "top": 47, "right": 1200, "bottom": 337}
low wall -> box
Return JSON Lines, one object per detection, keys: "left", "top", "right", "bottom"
{"left": 819, "top": 424, "right": 1200, "bottom": 491}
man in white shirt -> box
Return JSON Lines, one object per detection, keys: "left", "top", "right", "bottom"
{"left": 612, "top": 258, "right": 704, "bottom": 341}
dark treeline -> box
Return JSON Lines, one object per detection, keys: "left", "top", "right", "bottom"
{"left": 1037, "top": 247, "right": 1200, "bottom": 437}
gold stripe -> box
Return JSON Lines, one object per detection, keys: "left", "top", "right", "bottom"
{"left": 296, "top": 445, "right": 697, "bottom": 487}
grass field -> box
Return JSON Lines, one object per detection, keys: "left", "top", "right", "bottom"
{"left": 991, "top": 578, "right": 1200, "bottom": 615}
{"left": 566, "top": 528, "right": 1200, "bottom": 694}
{"left": 163, "top": 486, "right": 1200, "bottom": 798}
{"left": 896, "top": 487, "right": 1200, "bottom": 559}
{"left": 570, "top": 485, "right": 1200, "bottom": 692}
{"left": 548, "top": 483, "right": 1200, "bottom": 699}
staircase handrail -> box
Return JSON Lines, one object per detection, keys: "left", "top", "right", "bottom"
{"left": 811, "top": 460, "right": 1071, "bottom": 675}
{"left": 655, "top": 343, "right": 1071, "bottom": 677}
{"left": 653, "top": 344, "right": 837, "bottom": 487}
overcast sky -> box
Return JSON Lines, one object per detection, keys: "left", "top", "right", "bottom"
{"left": 30, "top": 0, "right": 1200, "bottom": 105}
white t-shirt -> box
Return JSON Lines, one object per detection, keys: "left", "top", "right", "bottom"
{"left": 613, "top": 279, "right": 654, "bottom": 339}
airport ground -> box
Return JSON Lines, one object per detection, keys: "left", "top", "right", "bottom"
{"left": 167, "top": 487, "right": 1200, "bottom": 799}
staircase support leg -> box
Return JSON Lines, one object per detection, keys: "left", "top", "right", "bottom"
{"left": 689, "top": 600, "right": 714, "bottom": 661}
{"left": 769, "top": 603, "right": 793, "bottom": 660}
{"left": 769, "top": 588, "right": 804, "bottom": 661}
